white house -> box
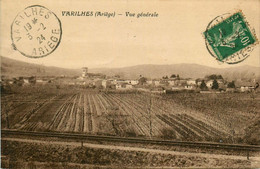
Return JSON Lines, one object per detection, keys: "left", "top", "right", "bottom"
{"left": 116, "top": 83, "right": 122, "bottom": 89}
{"left": 36, "top": 79, "right": 48, "bottom": 84}
{"left": 240, "top": 85, "right": 254, "bottom": 92}
{"left": 125, "top": 84, "right": 133, "bottom": 89}
{"left": 36, "top": 79, "right": 44, "bottom": 83}
{"left": 154, "top": 80, "right": 160, "bottom": 86}
{"left": 187, "top": 80, "right": 196, "bottom": 85}
{"left": 206, "top": 80, "right": 214, "bottom": 88}
{"left": 8, "top": 80, "right": 14, "bottom": 84}
{"left": 184, "top": 85, "right": 194, "bottom": 90}
{"left": 168, "top": 80, "right": 175, "bottom": 86}
{"left": 146, "top": 80, "right": 153, "bottom": 85}
{"left": 102, "top": 80, "right": 108, "bottom": 88}
{"left": 23, "top": 79, "right": 30, "bottom": 84}
{"left": 116, "top": 83, "right": 133, "bottom": 89}
{"left": 172, "top": 86, "right": 182, "bottom": 91}
{"left": 130, "top": 80, "right": 138, "bottom": 85}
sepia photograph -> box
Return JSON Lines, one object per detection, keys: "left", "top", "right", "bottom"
{"left": 1, "top": 0, "right": 260, "bottom": 168}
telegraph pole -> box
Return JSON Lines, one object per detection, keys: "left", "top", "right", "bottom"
{"left": 149, "top": 93, "right": 152, "bottom": 138}
{"left": 5, "top": 110, "right": 9, "bottom": 129}
{"left": 4, "top": 102, "right": 11, "bottom": 129}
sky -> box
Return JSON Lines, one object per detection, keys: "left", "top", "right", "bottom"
{"left": 1, "top": 0, "right": 259, "bottom": 69}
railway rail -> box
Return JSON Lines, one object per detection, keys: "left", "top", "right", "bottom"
{"left": 2, "top": 129, "right": 260, "bottom": 151}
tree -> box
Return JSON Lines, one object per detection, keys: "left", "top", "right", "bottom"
{"left": 217, "top": 75, "right": 223, "bottom": 79}
{"left": 176, "top": 74, "right": 180, "bottom": 80}
{"left": 227, "top": 81, "right": 236, "bottom": 88}
{"left": 200, "top": 80, "right": 208, "bottom": 90}
{"left": 29, "top": 76, "right": 36, "bottom": 84}
{"left": 212, "top": 79, "right": 219, "bottom": 90}
{"left": 138, "top": 77, "right": 147, "bottom": 85}
{"left": 114, "top": 74, "right": 121, "bottom": 78}
{"left": 206, "top": 74, "right": 223, "bottom": 80}
{"left": 170, "top": 74, "right": 176, "bottom": 78}
{"left": 255, "top": 82, "right": 259, "bottom": 90}
{"left": 162, "top": 76, "right": 168, "bottom": 79}
{"left": 195, "top": 78, "right": 201, "bottom": 86}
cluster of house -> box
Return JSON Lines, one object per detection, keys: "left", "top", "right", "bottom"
{"left": 93, "top": 78, "right": 214, "bottom": 91}
{"left": 1, "top": 68, "right": 258, "bottom": 93}
{"left": 71, "top": 76, "right": 257, "bottom": 93}
{"left": 1, "top": 76, "right": 53, "bottom": 86}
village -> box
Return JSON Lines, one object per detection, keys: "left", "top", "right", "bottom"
{"left": 0, "top": 66, "right": 258, "bottom": 94}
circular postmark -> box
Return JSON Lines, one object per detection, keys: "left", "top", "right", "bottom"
{"left": 11, "top": 5, "right": 62, "bottom": 58}
{"left": 204, "top": 11, "right": 257, "bottom": 64}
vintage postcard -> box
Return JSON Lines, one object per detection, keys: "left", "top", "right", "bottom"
{"left": 1, "top": 0, "right": 260, "bottom": 168}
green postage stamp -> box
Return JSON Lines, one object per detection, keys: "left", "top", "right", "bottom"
{"left": 204, "top": 10, "right": 258, "bottom": 64}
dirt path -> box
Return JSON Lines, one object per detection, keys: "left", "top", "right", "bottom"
{"left": 2, "top": 137, "right": 260, "bottom": 163}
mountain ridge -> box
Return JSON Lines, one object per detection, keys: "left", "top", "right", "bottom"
{"left": 1, "top": 56, "right": 81, "bottom": 78}
{"left": 1, "top": 56, "right": 259, "bottom": 80}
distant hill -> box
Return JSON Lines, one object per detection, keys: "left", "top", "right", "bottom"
{"left": 90, "top": 64, "right": 260, "bottom": 80}
{"left": 1, "top": 56, "right": 259, "bottom": 80}
{"left": 1, "top": 56, "right": 81, "bottom": 78}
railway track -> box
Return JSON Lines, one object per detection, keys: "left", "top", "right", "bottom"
{"left": 2, "top": 129, "right": 260, "bottom": 151}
